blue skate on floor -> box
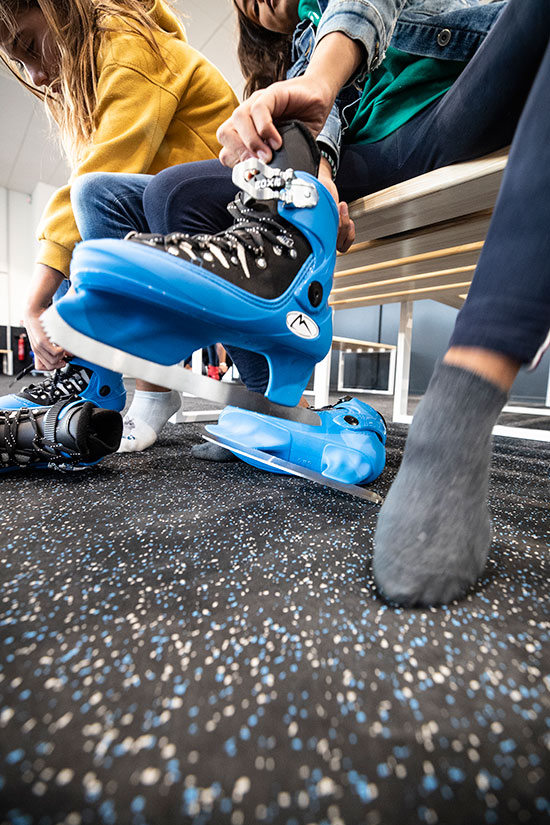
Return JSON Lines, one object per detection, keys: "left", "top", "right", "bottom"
{"left": 206, "top": 397, "right": 386, "bottom": 486}
{"left": 0, "top": 357, "right": 126, "bottom": 411}
{"left": 42, "top": 123, "right": 338, "bottom": 409}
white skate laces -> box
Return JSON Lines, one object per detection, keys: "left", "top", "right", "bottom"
{"left": 10, "top": 362, "right": 91, "bottom": 405}
{"left": 128, "top": 174, "right": 309, "bottom": 280}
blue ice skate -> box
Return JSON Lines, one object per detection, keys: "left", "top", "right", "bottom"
{"left": 0, "top": 398, "right": 123, "bottom": 473}
{"left": 206, "top": 397, "right": 386, "bottom": 486}
{"left": 41, "top": 122, "right": 338, "bottom": 409}
{"left": 0, "top": 357, "right": 126, "bottom": 411}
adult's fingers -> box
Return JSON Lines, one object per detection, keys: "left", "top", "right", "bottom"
{"left": 337, "top": 202, "right": 356, "bottom": 254}
{"left": 217, "top": 91, "right": 285, "bottom": 168}
{"left": 230, "top": 102, "right": 278, "bottom": 161}
{"left": 217, "top": 120, "right": 248, "bottom": 168}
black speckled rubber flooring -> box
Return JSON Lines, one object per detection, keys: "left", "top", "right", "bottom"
{"left": 0, "top": 408, "right": 549, "bottom": 825}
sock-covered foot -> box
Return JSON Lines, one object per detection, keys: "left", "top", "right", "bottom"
{"left": 190, "top": 441, "right": 237, "bottom": 462}
{"left": 117, "top": 389, "right": 181, "bottom": 453}
{"left": 373, "top": 363, "right": 507, "bottom": 606}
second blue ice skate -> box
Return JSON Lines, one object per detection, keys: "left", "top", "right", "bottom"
{"left": 206, "top": 397, "right": 386, "bottom": 486}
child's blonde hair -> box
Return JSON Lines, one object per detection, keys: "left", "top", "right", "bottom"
{"left": 0, "top": 0, "right": 174, "bottom": 166}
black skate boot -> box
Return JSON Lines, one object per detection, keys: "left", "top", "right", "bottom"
{"left": 0, "top": 399, "right": 123, "bottom": 473}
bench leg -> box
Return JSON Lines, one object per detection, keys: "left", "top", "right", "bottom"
{"left": 313, "top": 346, "right": 331, "bottom": 408}
{"left": 387, "top": 346, "right": 397, "bottom": 396}
{"left": 392, "top": 301, "right": 413, "bottom": 423}
{"left": 3, "top": 350, "right": 14, "bottom": 377}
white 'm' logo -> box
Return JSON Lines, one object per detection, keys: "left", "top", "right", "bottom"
{"left": 286, "top": 311, "right": 319, "bottom": 339}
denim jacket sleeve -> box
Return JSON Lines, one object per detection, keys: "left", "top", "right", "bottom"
{"left": 314, "top": 0, "right": 408, "bottom": 170}
{"left": 316, "top": 0, "right": 409, "bottom": 72}
{"left": 317, "top": 104, "right": 342, "bottom": 168}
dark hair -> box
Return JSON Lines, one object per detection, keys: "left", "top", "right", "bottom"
{"left": 233, "top": 4, "right": 292, "bottom": 97}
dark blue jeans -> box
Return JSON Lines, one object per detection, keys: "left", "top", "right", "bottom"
{"left": 143, "top": 0, "right": 550, "bottom": 386}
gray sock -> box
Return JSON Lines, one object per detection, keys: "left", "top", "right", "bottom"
{"left": 373, "top": 362, "right": 507, "bottom": 606}
{"left": 191, "top": 441, "right": 237, "bottom": 462}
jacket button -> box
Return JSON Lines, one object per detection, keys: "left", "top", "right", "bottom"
{"left": 437, "top": 28, "right": 452, "bottom": 47}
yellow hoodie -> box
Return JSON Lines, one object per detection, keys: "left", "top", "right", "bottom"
{"left": 37, "top": 0, "right": 238, "bottom": 276}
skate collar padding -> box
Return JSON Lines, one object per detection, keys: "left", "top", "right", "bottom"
{"left": 232, "top": 158, "right": 319, "bottom": 209}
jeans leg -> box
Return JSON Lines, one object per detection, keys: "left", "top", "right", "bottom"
{"left": 71, "top": 172, "right": 152, "bottom": 241}
{"left": 143, "top": 159, "right": 237, "bottom": 235}
{"left": 56, "top": 173, "right": 152, "bottom": 304}
{"left": 450, "top": 37, "right": 550, "bottom": 363}
{"left": 52, "top": 278, "right": 71, "bottom": 304}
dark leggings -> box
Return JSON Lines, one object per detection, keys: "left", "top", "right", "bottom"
{"left": 144, "top": 0, "right": 550, "bottom": 389}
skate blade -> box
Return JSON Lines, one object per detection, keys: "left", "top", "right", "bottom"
{"left": 42, "top": 306, "right": 322, "bottom": 426}
{"left": 203, "top": 434, "right": 384, "bottom": 504}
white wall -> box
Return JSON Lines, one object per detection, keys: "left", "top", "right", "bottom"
{"left": 0, "top": 182, "right": 55, "bottom": 328}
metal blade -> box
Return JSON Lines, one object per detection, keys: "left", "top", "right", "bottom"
{"left": 173, "top": 370, "right": 321, "bottom": 426}
{"left": 203, "top": 434, "right": 384, "bottom": 504}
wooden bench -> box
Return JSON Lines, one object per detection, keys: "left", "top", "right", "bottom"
{"left": 312, "top": 149, "right": 550, "bottom": 442}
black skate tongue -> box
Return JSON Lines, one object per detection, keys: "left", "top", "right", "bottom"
{"left": 47, "top": 401, "right": 123, "bottom": 462}
{"left": 272, "top": 121, "right": 320, "bottom": 176}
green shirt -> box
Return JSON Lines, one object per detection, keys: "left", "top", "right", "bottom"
{"left": 346, "top": 46, "right": 466, "bottom": 143}
{"left": 297, "top": 0, "right": 466, "bottom": 145}
{"left": 298, "top": 0, "right": 321, "bottom": 26}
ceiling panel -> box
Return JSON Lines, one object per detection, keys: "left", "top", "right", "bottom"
{"left": 0, "top": 0, "right": 241, "bottom": 194}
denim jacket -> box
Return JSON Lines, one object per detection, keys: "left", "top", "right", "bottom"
{"left": 288, "top": 0, "right": 507, "bottom": 165}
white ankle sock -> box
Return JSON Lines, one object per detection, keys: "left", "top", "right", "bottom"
{"left": 117, "top": 389, "right": 181, "bottom": 453}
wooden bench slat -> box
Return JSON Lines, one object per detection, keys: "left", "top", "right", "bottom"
{"left": 334, "top": 250, "right": 480, "bottom": 290}
{"left": 348, "top": 150, "right": 508, "bottom": 244}
{"left": 336, "top": 211, "right": 492, "bottom": 274}
{"left": 330, "top": 279, "right": 473, "bottom": 309}
{"left": 332, "top": 335, "right": 396, "bottom": 352}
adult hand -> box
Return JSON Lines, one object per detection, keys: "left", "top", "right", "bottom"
{"left": 24, "top": 263, "right": 68, "bottom": 371}
{"left": 218, "top": 30, "right": 364, "bottom": 169}
{"left": 218, "top": 75, "right": 334, "bottom": 168}
{"left": 318, "top": 158, "right": 356, "bottom": 254}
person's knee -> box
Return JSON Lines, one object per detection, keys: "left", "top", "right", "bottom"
{"left": 142, "top": 166, "right": 182, "bottom": 229}
{"left": 71, "top": 172, "right": 115, "bottom": 211}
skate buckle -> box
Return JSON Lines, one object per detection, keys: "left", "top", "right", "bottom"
{"left": 233, "top": 158, "right": 319, "bottom": 208}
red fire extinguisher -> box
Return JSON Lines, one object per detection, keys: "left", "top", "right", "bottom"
{"left": 18, "top": 333, "right": 26, "bottom": 361}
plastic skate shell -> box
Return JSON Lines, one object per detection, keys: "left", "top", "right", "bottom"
{"left": 43, "top": 170, "right": 338, "bottom": 408}
{"left": 0, "top": 357, "right": 126, "bottom": 412}
{"left": 0, "top": 398, "right": 123, "bottom": 473}
{"left": 206, "top": 397, "right": 386, "bottom": 485}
